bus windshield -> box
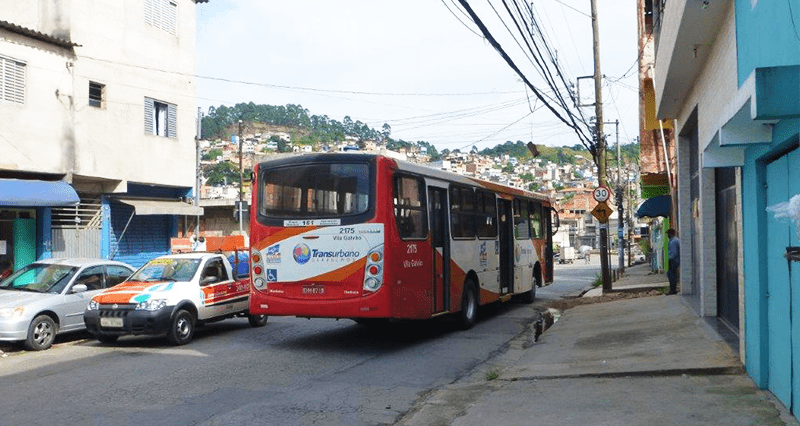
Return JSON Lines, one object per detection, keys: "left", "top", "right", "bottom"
{"left": 258, "top": 162, "right": 370, "bottom": 218}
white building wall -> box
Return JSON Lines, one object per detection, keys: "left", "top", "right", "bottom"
{"left": 0, "top": 0, "right": 198, "bottom": 192}
{"left": 669, "top": 3, "right": 738, "bottom": 318}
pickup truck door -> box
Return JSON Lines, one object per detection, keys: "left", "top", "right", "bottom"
{"left": 199, "top": 258, "right": 244, "bottom": 320}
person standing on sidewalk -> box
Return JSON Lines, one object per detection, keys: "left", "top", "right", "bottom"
{"left": 667, "top": 229, "right": 680, "bottom": 294}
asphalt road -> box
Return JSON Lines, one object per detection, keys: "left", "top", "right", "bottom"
{"left": 0, "top": 258, "right": 604, "bottom": 426}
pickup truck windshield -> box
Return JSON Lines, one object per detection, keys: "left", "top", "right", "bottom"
{"left": 131, "top": 259, "right": 201, "bottom": 282}
{"left": 258, "top": 163, "right": 370, "bottom": 218}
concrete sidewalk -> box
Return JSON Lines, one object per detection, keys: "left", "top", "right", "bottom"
{"left": 397, "top": 265, "right": 799, "bottom": 426}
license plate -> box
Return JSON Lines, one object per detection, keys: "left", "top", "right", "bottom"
{"left": 100, "top": 317, "right": 123, "bottom": 328}
{"left": 302, "top": 285, "right": 326, "bottom": 295}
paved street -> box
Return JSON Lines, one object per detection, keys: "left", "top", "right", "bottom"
{"left": 0, "top": 260, "right": 607, "bottom": 426}
{"left": 0, "top": 304, "right": 533, "bottom": 425}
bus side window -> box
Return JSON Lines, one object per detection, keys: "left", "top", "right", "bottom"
{"left": 450, "top": 186, "right": 475, "bottom": 239}
{"left": 529, "top": 201, "right": 543, "bottom": 239}
{"left": 476, "top": 190, "right": 497, "bottom": 238}
{"left": 394, "top": 176, "right": 427, "bottom": 240}
{"left": 514, "top": 199, "right": 530, "bottom": 239}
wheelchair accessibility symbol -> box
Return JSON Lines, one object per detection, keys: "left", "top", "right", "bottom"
{"left": 266, "top": 269, "right": 278, "bottom": 282}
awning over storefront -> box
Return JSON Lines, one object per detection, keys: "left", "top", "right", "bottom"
{"left": 0, "top": 178, "right": 79, "bottom": 207}
{"left": 116, "top": 199, "right": 203, "bottom": 216}
{"left": 636, "top": 195, "right": 671, "bottom": 218}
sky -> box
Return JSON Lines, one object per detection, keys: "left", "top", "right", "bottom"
{"left": 196, "top": 0, "right": 638, "bottom": 152}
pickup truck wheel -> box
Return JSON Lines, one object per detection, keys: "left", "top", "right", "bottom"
{"left": 248, "top": 314, "right": 268, "bottom": 327}
{"left": 24, "top": 315, "right": 57, "bottom": 351}
{"left": 95, "top": 334, "right": 119, "bottom": 344}
{"left": 167, "top": 309, "right": 195, "bottom": 346}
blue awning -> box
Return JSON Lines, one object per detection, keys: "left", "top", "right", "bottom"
{"left": 0, "top": 179, "right": 80, "bottom": 207}
{"left": 636, "top": 194, "right": 671, "bottom": 218}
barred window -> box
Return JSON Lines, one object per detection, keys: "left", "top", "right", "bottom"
{"left": 144, "top": 97, "right": 177, "bottom": 138}
{"left": 0, "top": 55, "right": 25, "bottom": 104}
{"left": 144, "top": 0, "right": 178, "bottom": 36}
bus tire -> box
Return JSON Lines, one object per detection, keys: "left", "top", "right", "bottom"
{"left": 167, "top": 309, "right": 195, "bottom": 346}
{"left": 248, "top": 314, "right": 269, "bottom": 327}
{"left": 459, "top": 280, "right": 478, "bottom": 330}
{"left": 521, "top": 271, "right": 540, "bottom": 304}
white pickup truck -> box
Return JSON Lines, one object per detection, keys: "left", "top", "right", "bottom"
{"left": 83, "top": 252, "right": 267, "bottom": 345}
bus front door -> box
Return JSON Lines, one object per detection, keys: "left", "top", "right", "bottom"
{"left": 498, "top": 199, "right": 514, "bottom": 294}
{"left": 428, "top": 187, "right": 450, "bottom": 314}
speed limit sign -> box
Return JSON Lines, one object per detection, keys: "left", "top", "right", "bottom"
{"left": 593, "top": 186, "right": 611, "bottom": 203}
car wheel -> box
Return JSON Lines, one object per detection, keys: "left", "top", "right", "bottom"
{"left": 248, "top": 314, "right": 269, "bottom": 327}
{"left": 96, "top": 334, "right": 119, "bottom": 344}
{"left": 459, "top": 280, "right": 479, "bottom": 330}
{"left": 167, "top": 309, "right": 195, "bottom": 346}
{"left": 24, "top": 315, "right": 57, "bottom": 351}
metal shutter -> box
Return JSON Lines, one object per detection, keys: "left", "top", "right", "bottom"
{"left": 144, "top": 97, "right": 154, "bottom": 134}
{"left": 168, "top": 102, "right": 177, "bottom": 138}
{"left": 1, "top": 56, "right": 25, "bottom": 104}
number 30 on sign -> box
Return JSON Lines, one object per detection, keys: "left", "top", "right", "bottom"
{"left": 593, "top": 186, "right": 611, "bottom": 203}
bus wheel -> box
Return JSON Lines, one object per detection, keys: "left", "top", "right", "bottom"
{"left": 459, "top": 280, "right": 478, "bottom": 330}
{"left": 248, "top": 314, "right": 269, "bottom": 327}
{"left": 521, "top": 272, "right": 539, "bottom": 304}
{"left": 167, "top": 309, "right": 195, "bottom": 346}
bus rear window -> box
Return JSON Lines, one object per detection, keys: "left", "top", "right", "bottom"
{"left": 259, "top": 163, "right": 370, "bottom": 217}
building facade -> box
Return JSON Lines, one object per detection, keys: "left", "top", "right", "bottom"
{"left": 0, "top": 0, "right": 205, "bottom": 268}
{"left": 652, "top": 0, "right": 800, "bottom": 417}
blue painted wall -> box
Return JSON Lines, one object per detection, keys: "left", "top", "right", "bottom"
{"left": 736, "top": 0, "right": 800, "bottom": 86}
{"left": 742, "top": 118, "right": 800, "bottom": 400}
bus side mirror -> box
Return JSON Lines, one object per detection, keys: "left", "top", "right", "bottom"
{"left": 551, "top": 207, "right": 560, "bottom": 234}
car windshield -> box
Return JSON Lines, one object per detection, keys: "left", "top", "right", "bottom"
{"left": 129, "top": 258, "right": 200, "bottom": 282}
{"left": 0, "top": 264, "right": 78, "bottom": 294}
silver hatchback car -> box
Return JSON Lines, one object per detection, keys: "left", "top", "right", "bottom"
{"left": 0, "top": 258, "right": 135, "bottom": 351}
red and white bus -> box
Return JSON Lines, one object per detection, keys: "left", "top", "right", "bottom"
{"left": 248, "top": 153, "right": 557, "bottom": 329}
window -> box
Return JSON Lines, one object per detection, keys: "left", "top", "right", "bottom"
{"left": 105, "top": 265, "right": 133, "bottom": 287}
{"left": 144, "top": 0, "right": 178, "bottom": 35}
{"left": 144, "top": 97, "right": 177, "bottom": 137}
{"left": 0, "top": 55, "right": 25, "bottom": 104}
{"left": 202, "top": 259, "right": 229, "bottom": 283}
{"left": 529, "top": 201, "right": 543, "bottom": 239}
{"left": 259, "top": 163, "right": 371, "bottom": 218}
{"left": 394, "top": 176, "right": 427, "bottom": 240}
{"left": 514, "top": 198, "right": 530, "bottom": 239}
{"left": 450, "top": 186, "right": 475, "bottom": 239}
{"left": 476, "top": 190, "right": 497, "bottom": 238}
{"left": 89, "top": 81, "right": 105, "bottom": 108}
{"left": 75, "top": 266, "right": 105, "bottom": 291}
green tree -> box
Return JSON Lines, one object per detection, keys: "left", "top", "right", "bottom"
{"left": 204, "top": 162, "right": 240, "bottom": 186}
{"left": 202, "top": 149, "right": 222, "bottom": 161}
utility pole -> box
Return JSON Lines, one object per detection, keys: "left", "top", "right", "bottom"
{"left": 591, "top": 0, "right": 612, "bottom": 292}
{"left": 195, "top": 107, "right": 202, "bottom": 237}
{"left": 238, "top": 119, "right": 244, "bottom": 233}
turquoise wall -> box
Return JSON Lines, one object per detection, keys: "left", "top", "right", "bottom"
{"left": 736, "top": 0, "right": 800, "bottom": 86}
{"left": 742, "top": 118, "right": 800, "bottom": 388}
